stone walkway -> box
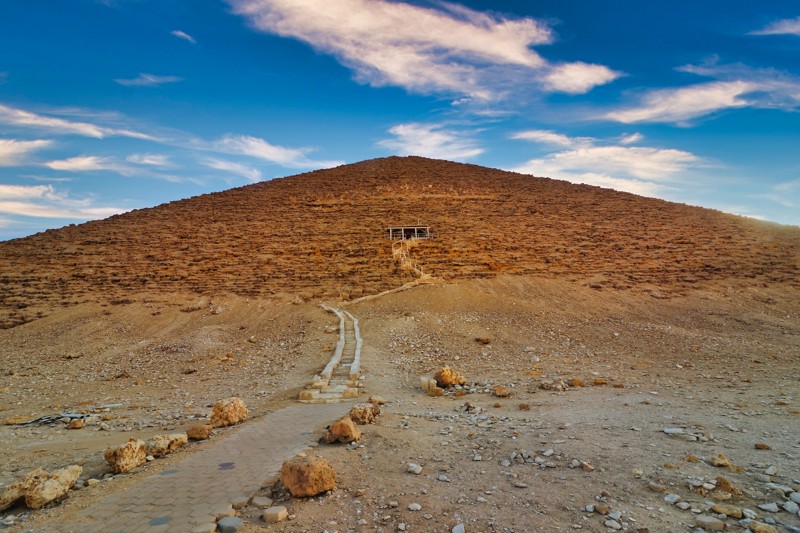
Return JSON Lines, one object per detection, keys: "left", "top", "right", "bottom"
{"left": 53, "top": 403, "right": 351, "bottom": 533}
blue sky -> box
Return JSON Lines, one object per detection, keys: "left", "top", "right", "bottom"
{"left": 1, "top": 0, "right": 799, "bottom": 240}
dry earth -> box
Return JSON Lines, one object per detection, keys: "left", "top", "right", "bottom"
{"left": 1, "top": 276, "right": 798, "bottom": 532}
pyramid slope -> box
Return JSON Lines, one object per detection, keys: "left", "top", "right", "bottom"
{"left": 1, "top": 156, "right": 798, "bottom": 328}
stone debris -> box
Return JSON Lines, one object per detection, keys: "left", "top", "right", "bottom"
{"left": 210, "top": 397, "right": 248, "bottom": 428}
{"left": 407, "top": 463, "right": 423, "bottom": 475}
{"left": 712, "top": 503, "right": 743, "bottom": 518}
{"left": 321, "top": 416, "right": 362, "bottom": 444}
{"left": 749, "top": 522, "right": 780, "bottom": 533}
{"left": 0, "top": 465, "right": 82, "bottom": 511}
{"left": 368, "top": 395, "right": 387, "bottom": 405}
{"left": 146, "top": 433, "right": 188, "bottom": 458}
{"left": 452, "top": 524, "right": 466, "bottom": 533}
{"left": 694, "top": 515, "right": 726, "bottom": 530}
{"left": 186, "top": 423, "right": 213, "bottom": 440}
{"left": 104, "top": 438, "right": 147, "bottom": 474}
{"left": 434, "top": 367, "right": 466, "bottom": 388}
{"left": 710, "top": 453, "right": 732, "bottom": 467}
{"left": 216, "top": 516, "right": 244, "bottom": 533}
{"left": 348, "top": 403, "right": 381, "bottom": 425}
{"left": 492, "top": 385, "right": 512, "bottom": 398}
{"left": 280, "top": 454, "right": 336, "bottom": 497}
{"left": 252, "top": 496, "right": 274, "bottom": 508}
{"left": 757, "top": 502, "right": 780, "bottom": 513}
{"left": 408, "top": 502, "right": 422, "bottom": 511}
{"left": 65, "top": 418, "right": 84, "bottom": 430}
{"left": 262, "top": 506, "right": 288, "bottom": 523}
{"left": 420, "top": 376, "right": 438, "bottom": 392}
{"left": 539, "top": 379, "right": 569, "bottom": 392}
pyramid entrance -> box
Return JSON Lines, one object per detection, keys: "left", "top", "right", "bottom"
{"left": 387, "top": 225, "right": 433, "bottom": 240}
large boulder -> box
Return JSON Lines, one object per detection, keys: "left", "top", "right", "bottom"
{"left": 0, "top": 468, "right": 48, "bottom": 511}
{"left": 25, "top": 465, "right": 82, "bottom": 509}
{"left": 210, "top": 397, "right": 248, "bottom": 428}
{"left": 280, "top": 454, "right": 336, "bottom": 497}
{"left": 320, "top": 416, "right": 361, "bottom": 444}
{"left": 146, "top": 433, "right": 188, "bottom": 458}
{"left": 104, "top": 438, "right": 147, "bottom": 474}
{"left": 348, "top": 404, "right": 380, "bottom": 425}
{"left": 434, "top": 367, "right": 465, "bottom": 388}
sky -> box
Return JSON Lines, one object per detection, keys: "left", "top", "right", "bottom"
{"left": 1, "top": 1, "right": 799, "bottom": 240}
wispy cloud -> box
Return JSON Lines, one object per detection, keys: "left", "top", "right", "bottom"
{"left": 44, "top": 155, "right": 126, "bottom": 173}
{"left": 750, "top": 17, "right": 800, "bottom": 36}
{"left": 0, "top": 184, "right": 124, "bottom": 219}
{"left": 171, "top": 29, "right": 197, "bottom": 44}
{"left": 228, "top": 0, "right": 619, "bottom": 99}
{"left": 510, "top": 129, "right": 701, "bottom": 196}
{"left": 114, "top": 73, "right": 182, "bottom": 87}
{"left": 212, "top": 134, "right": 343, "bottom": 168}
{"left": 0, "top": 103, "right": 155, "bottom": 139}
{"left": 605, "top": 61, "right": 800, "bottom": 124}
{"left": 379, "top": 123, "right": 484, "bottom": 160}
{"left": 0, "top": 139, "right": 52, "bottom": 166}
{"left": 127, "top": 153, "right": 172, "bottom": 166}
{"left": 203, "top": 158, "right": 262, "bottom": 182}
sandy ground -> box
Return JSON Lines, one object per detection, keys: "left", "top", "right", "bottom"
{"left": 1, "top": 276, "right": 799, "bottom": 532}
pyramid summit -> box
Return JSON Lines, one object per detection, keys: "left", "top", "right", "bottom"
{"left": 1, "top": 156, "right": 798, "bottom": 328}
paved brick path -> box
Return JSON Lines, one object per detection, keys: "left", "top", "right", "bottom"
{"left": 53, "top": 403, "right": 351, "bottom": 533}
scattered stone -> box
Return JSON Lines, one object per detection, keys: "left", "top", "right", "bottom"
{"left": 757, "top": 503, "right": 779, "bottom": 513}
{"left": 428, "top": 387, "right": 445, "bottom": 397}
{"left": 407, "top": 463, "right": 423, "bottom": 475}
{"left": 594, "top": 504, "right": 610, "bottom": 515}
{"left": 781, "top": 500, "right": 799, "bottom": 514}
{"left": 66, "top": 418, "right": 84, "bottom": 430}
{"left": 513, "top": 481, "right": 528, "bottom": 488}
{"left": 263, "top": 506, "right": 288, "bottom": 523}
{"left": 11, "top": 465, "right": 82, "bottom": 510}
{"left": 764, "top": 465, "right": 777, "bottom": 476}
{"left": 790, "top": 492, "right": 800, "bottom": 504}
{"left": 664, "top": 494, "right": 681, "bottom": 504}
{"left": 567, "top": 378, "right": 586, "bottom": 388}
{"left": 210, "top": 397, "right": 248, "bottom": 428}
{"left": 493, "top": 385, "right": 512, "bottom": 398}
{"left": 408, "top": 503, "right": 422, "bottom": 511}
{"left": 146, "top": 433, "right": 188, "bottom": 458}
{"left": 663, "top": 428, "right": 685, "bottom": 435}
{"left": 349, "top": 403, "right": 380, "bottom": 425}
{"left": 104, "top": 438, "right": 147, "bottom": 474}
{"left": 280, "top": 454, "right": 336, "bottom": 497}
{"left": 749, "top": 522, "right": 779, "bottom": 533}
{"left": 676, "top": 502, "right": 691, "bottom": 510}
{"left": 453, "top": 524, "right": 465, "bottom": 533}
{"left": 187, "top": 424, "right": 213, "bottom": 440}
{"left": 321, "top": 416, "right": 361, "bottom": 444}
{"left": 695, "top": 515, "right": 726, "bottom": 530}
{"left": 434, "top": 367, "right": 465, "bottom": 388}
{"left": 648, "top": 482, "right": 667, "bottom": 493}
{"left": 252, "top": 496, "right": 273, "bottom": 508}
{"left": 712, "top": 503, "right": 742, "bottom": 518}
{"left": 368, "top": 395, "right": 387, "bottom": 405}
{"left": 754, "top": 443, "right": 771, "bottom": 450}
{"left": 216, "top": 516, "right": 244, "bottom": 533}
{"left": 84, "top": 478, "right": 100, "bottom": 487}
{"left": 518, "top": 403, "right": 531, "bottom": 411}
{"left": 710, "top": 454, "right": 732, "bottom": 468}
{"left": 604, "top": 519, "right": 622, "bottom": 530}
{"left": 420, "top": 376, "right": 438, "bottom": 392}
{"left": 539, "top": 379, "right": 568, "bottom": 392}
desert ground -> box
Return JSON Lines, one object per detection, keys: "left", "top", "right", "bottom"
{"left": 1, "top": 275, "right": 798, "bottom": 532}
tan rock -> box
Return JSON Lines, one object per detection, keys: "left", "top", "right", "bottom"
{"left": 349, "top": 403, "right": 380, "bottom": 425}
{"left": 427, "top": 386, "right": 444, "bottom": 397}
{"left": 263, "top": 505, "right": 288, "bottom": 522}
{"left": 710, "top": 454, "right": 732, "bottom": 467}
{"left": 434, "top": 367, "right": 465, "bottom": 388}
{"left": 146, "top": 433, "right": 188, "bottom": 458}
{"left": 66, "top": 418, "right": 84, "bottom": 430}
{"left": 750, "top": 522, "right": 779, "bottom": 533}
{"left": 368, "top": 395, "right": 387, "bottom": 405}
{"left": 711, "top": 503, "right": 742, "bottom": 518}
{"left": 280, "top": 454, "right": 336, "bottom": 497}
{"left": 695, "top": 515, "right": 726, "bottom": 531}
{"left": 321, "top": 416, "right": 361, "bottom": 444}
{"left": 210, "top": 397, "right": 248, "bottom": 428}
{"left": 493, "top": 385, "right": 512, "bottom": 398}
{"left": 104, "top": 438, "right": 147, "bottom": 474}
{"left": 0, "top": 468, "right": 48, "bottom": 511}
{"left": 25, "top": 465, "right": 82, "bottom": 509}
{"left": 540, "top": 379, "right": 569, "bottom": 391}
{"left": 420, "top": 376, "right": 437, "bottom": 392}
{"left": 187, "top": 424, "right": 213, "bottom": 440}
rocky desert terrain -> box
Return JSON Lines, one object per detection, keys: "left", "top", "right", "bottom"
{"left": 0, "top": 157, "right": 798, "bottom": 532}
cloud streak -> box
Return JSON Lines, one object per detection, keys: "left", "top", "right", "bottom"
{"left": 114, "top": 73, "right": 182, "bottom": 87}
{"left": 0, "top": 103, "right": 155, "bottom": 140}
{"left": 203, "top": 158, "right": 262, "bottom": 182}
{"left": 228, "top": 0, "right": 619, "bottom": 99}
{"left": 0, "top": 184, "right": 124, "bottom": 220}
{"left": 0, "top": 139, "right": 52, "bottom": 166}
{"left": 171, "top": 30, "right": 197, "bottom": 44}
{"left": 379, "top": 123, "right": 484, "bottom": 160}
{"left": 212, "top": 133, "right": 343, "bottom": 168}
{"left": 750, "top": 17, "right": 800, "bottom": 36}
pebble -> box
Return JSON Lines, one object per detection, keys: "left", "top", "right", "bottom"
{"left": 500, "top": 459, "right": 511, "bottom": 467}
{"left": 452, "top": 524, "right": 466, "bottom": 533}
{"left": 765, "top": 465, "right": 777, "bottom": 476}
{"left": 695, "top": 515, "right": 725, "bottom": 531}
{"left": 514, "top": 481, "right": 528, "bottom": 488}
{"left": 397, "top": 524, "right": 406, "bottom": 531}
{"left": 791, "top": 492, "right": 800, "bottom": 504}
{"left": 216, "top": 516, "right": 243, "bottom": 533}
{"left": 758, "top": 503, "right": 780, "bottom": 513}
{"left": 676, "top": 502, "right": 691, "bottom": 510}
{"left": 262, "top": 506, "right": 288, "bottom": 523}
{"left": 356, "top": 519, "right": 368, "bottom": 525}
{"left": 664, "top": 494, "right": 681, "bottom": 504}
{"left": 782, "top": 501, "right": 800, "bottom": 514}
{"left": 407, "top": 463, "right": 422, "bottom": 475}
{"left": 388, "top": 501, "right": 398, "bottom": 508}
{"left": 408, "top": 503, "right": 422, "bottom": 511}
{"left": 604, "top": 519, "right": 622, "bottom": 530}
{"left": 438, "top": 474, "right": 451, "bottom": 482}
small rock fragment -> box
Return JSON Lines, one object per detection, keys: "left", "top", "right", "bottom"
{"left": 262, "top": 506, "right": 288, "bottom": 522}
{"left": 434, "top": 367, "right": 465, "bottom": 388}
{"left": 749, "top": 522, "right": 779, "bottom": 533}
{"left": 146, "top": 433, "right": 188, "bottom": 458}
{"left": 694, "top": 515, "right": 725, "bottom": 530}
{"left": 710, "top": 454, "right": 731, "bottom": 467}
{"left": 104, "top": 438, "right": 147, "bottom": 474}
{"left": 348, "top": 403, "right": 380, "bottom": 425}
{"left": 210, "top": 397, "right": 248, "bottom": 428}
{"left": 408, "top": 503, "right": 422, "bottom": 511}
{"left": 320, "top": 416, "right": 361, "bottom": 444}
{"left": 407, "top": 463, "right": 423, "bottom": 475}
{"left": 757, "top": 503, "right": 779, "bottom": 513}
{"left": 24, "top": 465, "right": 82, "bottom": 509}
{"left": 187, "top": 424, "right": 213, "bottom": 440}
{"left": 280, "top": 454, "right": 336, "bottom": 497}
{"left": 711, "top": 503, "right": 742, "bottom": 518}
{"left": 66, "top": 418, "right": 84, "bottom": 430}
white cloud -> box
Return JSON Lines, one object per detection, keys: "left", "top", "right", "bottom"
{"left": 0, "top": 139, "right": 52, "bottom": 166}
{"left": 203, "top": 158, "right": 262, "bottom": 182}
{"left": 44, "top": 156, "right": 119, "bottom": 172}
{"left": 619, "top": 132, "right": 644, "bottom": 145}
{"left": 228, "top": 0, "right": 619, "bottom": 99}
{"left": 751, "top": 17, "right": 800, "bottom": 36}
{"left": 544, "top": 62, "right": 621, "bottom": 94}
{"left": 0, "top": 103, "right": 154, "bottom": 139}
{"left": 379, "top": 123, "right": 484, "bottom": 160}
{"left": 171, "top": 30, "right": 197, "bottom": 44}
{"left": 114, "top": 73, "right": 182, "bottom": 87}
{"left": 0, "top": 184, "right": 124, "bottom": 219}
{"left": 510, "top": 129, "right": 701, "bottom": 197}
{"left": 605, "top": 81, "right": 755, "bottom": 124}
{"left": 127, "top": 153, "right": 171, "bottom": 166}
{"left": 213, "top": 134, "right": 343, "bottom": 168}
